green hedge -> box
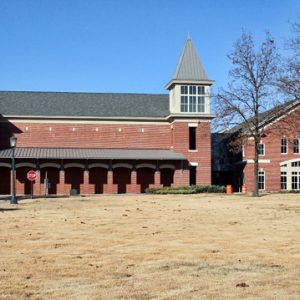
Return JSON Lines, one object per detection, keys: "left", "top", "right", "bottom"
{"left": 145, "top": 185, "right": 226, "bottom": 194}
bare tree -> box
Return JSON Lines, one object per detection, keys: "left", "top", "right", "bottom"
{"left": 279, "top": 19, "right": 300, "bottom": 99}
{"left": 215, "top": 32, "right": 279, "bottom": 196}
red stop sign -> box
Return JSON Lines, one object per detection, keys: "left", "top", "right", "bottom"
{"left": 27, "top": 170, "right": 37, "bottom": 181}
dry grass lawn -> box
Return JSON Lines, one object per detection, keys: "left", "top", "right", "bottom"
{"left": 0, "top": 193, "right": 299, "bottom": 299}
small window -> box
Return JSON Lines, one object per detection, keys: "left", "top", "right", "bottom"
{"left": 189, "top": 166, "right": 197, "bottom": 185}
{"left": 258, "top": 143, "right": 265, "bottom": 156}
{"left": 293, "top": 139, "right": 299, "bottom": 154}
{"left": 292, "top": 161, "right": 300, "bottom": 167}
{"left": 258, "top": 170, "right": 265, "bottom": 190}
{"left": 189, "top": 85, "right": 196, "bottom": 95}
{"left": 181, "top": 85, "right": 188, "bottom": 95}
{"left": 281, "top": 138, "right": 288, "bottom": 154}
{"left": 198, "top": 96, "right": 205, "bottom": 112}
{"left": 281, "top": 171, "right": 287, "bottom": 190}
{"left": 180, "top": 96, "right": 188, "bottom": 112}
{"left": 189, "top": 127, "right": 196, "bottom": 150}
{"left": 198, "top": 86, "right": 205, "bottom": 95}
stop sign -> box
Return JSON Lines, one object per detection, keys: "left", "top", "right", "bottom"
{"left": 27, "top": 170, "right": 37, "bottom": 181}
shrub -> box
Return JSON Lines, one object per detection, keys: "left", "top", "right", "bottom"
{"left": 145, "top": 185, "right": 225, "bottom": 194}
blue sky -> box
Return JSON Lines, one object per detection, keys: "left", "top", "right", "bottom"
{"left": 0, "top": 0, "right": 299, "bottom": 94}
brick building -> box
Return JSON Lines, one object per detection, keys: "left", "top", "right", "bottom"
{"left": 0, "top": 38, "right": 215, "bottom": 195}
{"left": 212, "top": 100, "right": 300, "bottom": 192}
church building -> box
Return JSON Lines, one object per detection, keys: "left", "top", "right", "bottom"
{"left": 0, "top": 38, "right": 215, "bottom": 195}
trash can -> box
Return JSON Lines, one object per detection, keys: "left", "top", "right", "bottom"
{"left": 70, "top": 189, "right": 78, "bottom": 196}
{"left": 226, "top": 185, "right": 233, "bottom": 194}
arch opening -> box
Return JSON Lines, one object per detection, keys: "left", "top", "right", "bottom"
{"left": 137, "top": 167, "right": 155, "bottom": 193}
{"left": 89, "top": 168, "right": 108, "bottom": 194}
{"left": 113, "top": 167, "right": 131, "bottom": 194}
{"left": 65, "top": 167, "right": 84, "bottom": 194}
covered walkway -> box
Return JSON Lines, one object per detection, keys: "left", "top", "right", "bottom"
{"left": 0, "top": 147, "right": 187, "bottom": 195}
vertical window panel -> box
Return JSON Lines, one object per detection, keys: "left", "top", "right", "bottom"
{"left": 181, "top": 85, "right": 188, "bottom": 95}
{"left": 291, "top": 171, "right": 299, "bottom": 190}
{"left": 198, "top": 96, "right": 205, "bottom": 112}
{"left": 281, "top": 138, "right": 288, "bottom": 154}
{"left": 189, "top": 85, "right": 196, "bottom": 95}
{"left": 281, "top": 171, "right": 287, "bottom": 190}
{"left": 198, "top": 86, "right": 205, "bottom": 95}
{"left": 258, "top": 170, "right": 265, "bottom": 190}
{"left": 189, "top": 96, "right": 196, "bottom": 112}
{"left": 180, "top": 96, "right": 188, "bottom": 112}
{"left": 258, "top": 143, "right": 265, "bottom": 156}
{"left": 293, "top": 139, "right": 299, "bottom": 153}
{"left": 189, "top": 127, "right": 196, "bottom": 150}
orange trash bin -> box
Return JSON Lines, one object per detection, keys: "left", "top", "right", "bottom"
{"left": 226, "top": 185, "right": 233, "bottom": 194}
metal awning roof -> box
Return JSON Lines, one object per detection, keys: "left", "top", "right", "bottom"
{"left": 0, "top": 148, "right": 186, "bottom": 160}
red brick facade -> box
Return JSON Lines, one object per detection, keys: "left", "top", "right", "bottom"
{"left": 242, "top": 107, "right": 300, "bottom": 192}
{"left": 0, "top": 119, "right": 212, "bottom": 195}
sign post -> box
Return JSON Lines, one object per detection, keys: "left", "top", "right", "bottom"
{"left": 27, "top": 170, "right": 37, "bottom": 199}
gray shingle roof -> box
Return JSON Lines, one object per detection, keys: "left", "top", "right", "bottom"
{"left": 0, "top": 147, "right": 186, "bottom": 160}
{"left": 0, "top": 91, "right": 170, "bottom": 118}
{"left": 229, "top": 99, "right": 300, "bottom": 134}
{"left": 173, "top": 37, "right": 208, "bottom": 81}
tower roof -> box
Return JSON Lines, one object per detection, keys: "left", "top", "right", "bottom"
{"left": 165, "top": 37, "right": 213, "bottom": 89}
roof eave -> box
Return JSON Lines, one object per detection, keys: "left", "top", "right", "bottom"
{"left": 1, "top": 114, "right": 170, "bottom": 122}
{"left": 168, "top": 113, "right": 216, "bottom": 121}
{"left": 165, "top": 79, "right": 215, "bottom": 90}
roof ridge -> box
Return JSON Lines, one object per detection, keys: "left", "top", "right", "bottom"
{"left": 0, "top": 90, "right": 168, "bottom": 96}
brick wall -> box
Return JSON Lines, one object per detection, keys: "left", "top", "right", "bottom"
{"left": 172, "top": 121, "right": 212, "bottom": 185}
{"left": 0, "top": 118, "right": 213, "bottom": 194}
{"left": 243, "top": 107, "right": 300, "bottom": 192}
{"left": 0, "top": 122, "right": 172, "bottom": 149}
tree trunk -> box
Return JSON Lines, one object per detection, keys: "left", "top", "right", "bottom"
{"left": 252, "top": 138, "right": 259, "bottom": 197}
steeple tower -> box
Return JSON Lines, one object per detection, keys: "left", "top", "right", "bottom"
{"left": 166, "top": 37, "right": 214, "bottom": 115}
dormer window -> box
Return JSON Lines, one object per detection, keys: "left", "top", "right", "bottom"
{"left": 180, "top": 85, "right": 205, "bottom": 113}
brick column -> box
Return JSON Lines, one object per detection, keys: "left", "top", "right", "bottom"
{"left": 80, "top": 170, "right": 92, "bottom": 195}
{"left": 149, "top": 169, "right": 163, "bottom": 189}
{"left": 57, "top": 169, "right": 65, "bottom": 195}
{"left": 33, "top": 170, "right": 41, "bottom": 196}
{"left": 12, "top": 168, "right": 22, "bottom": 195}
{"left": 127, "top": 169, "right": 140, "bottom": 193}
{"left": 103, "top": 169, "right": 118, "bottom": 194}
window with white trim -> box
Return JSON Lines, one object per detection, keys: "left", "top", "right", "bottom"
{"left": 281, "top": 171, "right": 287, "bottom": 190}
{"left": 189, "top": 96, "right": 197, "bottom": 112}
{"left": 180, "top": 85, "right": 206, "bottom": 113}
{"left": 180, "top": 96, "right": 188, "bottom": 112}
{"left": 198, "top": 96, "right": 205, "bottom": 112}
{"left": 258, "top": 143, "right": 265, "bottom": 156}
{"left": 258, "top": 170, "right": 265, "bottom": 190}
{"left": 292, "top": 161, "right": 300, "bottom": 167}
{"left": 281, "top": 138, "right": 288, "bottom": 154}
{"left": 293, "top": 138, "right": 299, "bottom": 154}
{"left": 291, "top": 171, "right": 299, "bottom": 190}
{"left": 189, "top": 127, "right": 196, "bottom": 150}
